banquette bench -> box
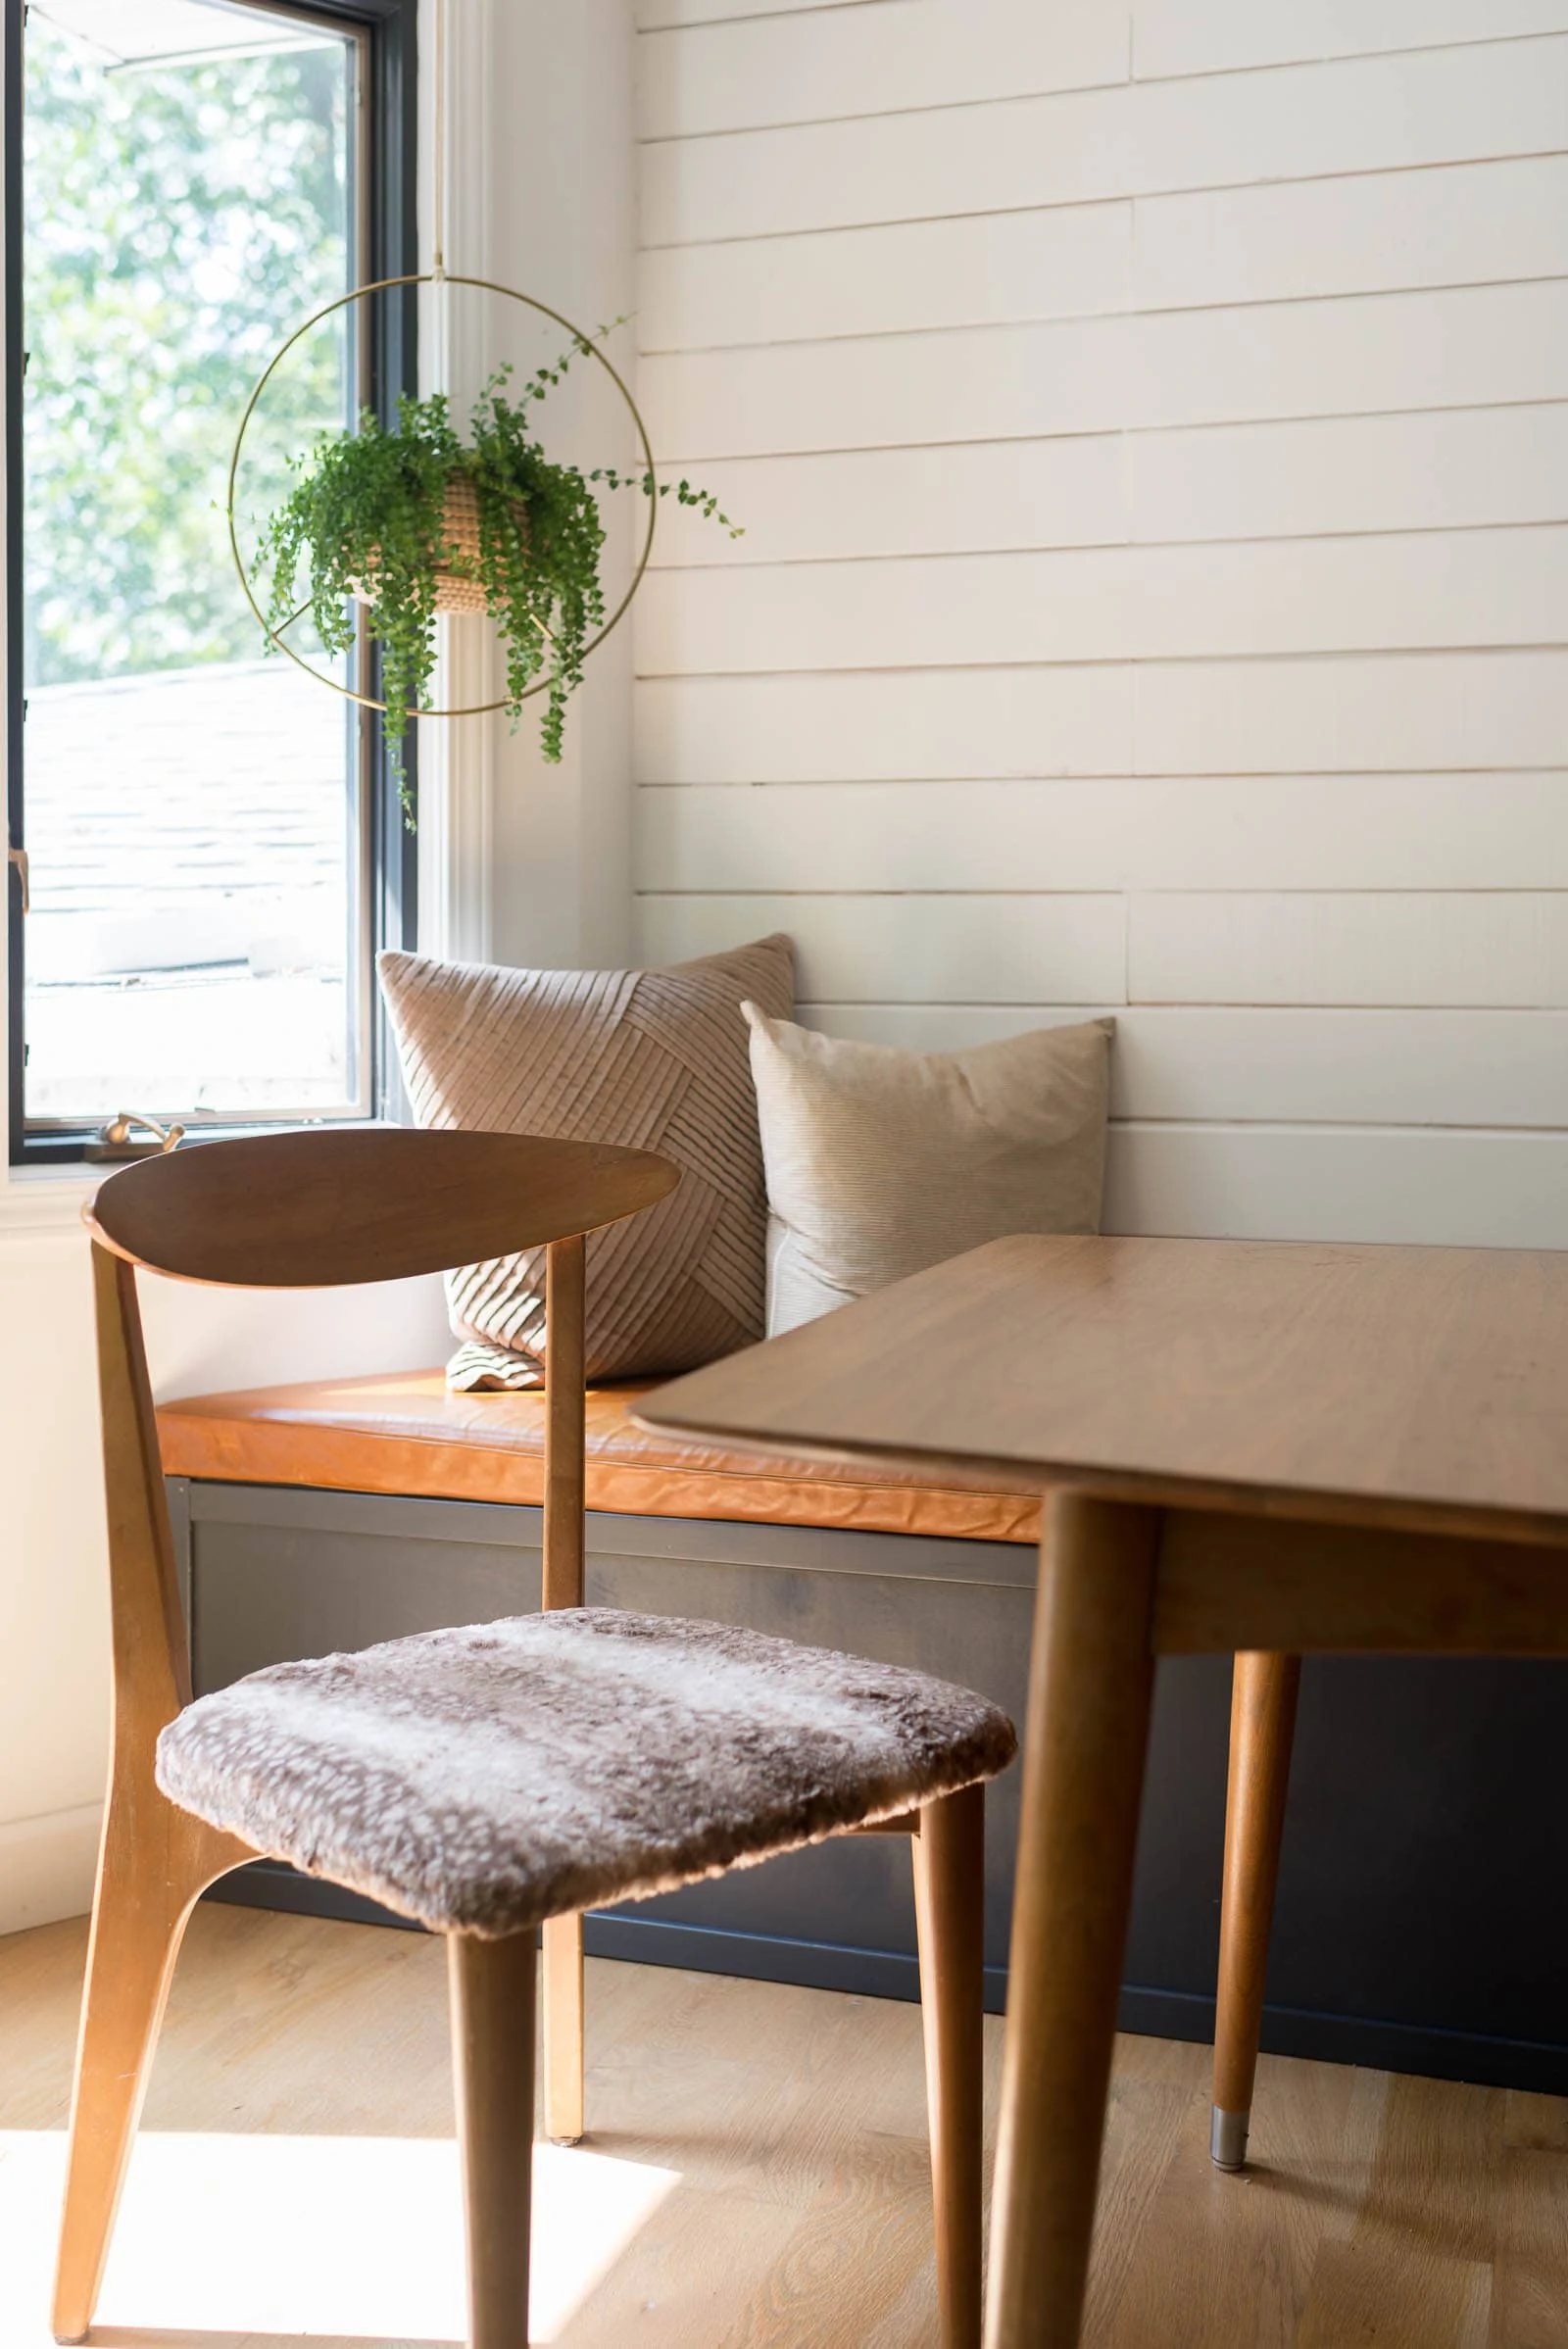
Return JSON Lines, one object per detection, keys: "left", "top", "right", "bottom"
{"left": 159, "top": 1373, "right": 1568, "bottom": 2088}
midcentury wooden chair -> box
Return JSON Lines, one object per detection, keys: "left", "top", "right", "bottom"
{"left": 54, "top": 1127, "right": 1016, "bottom": 2349}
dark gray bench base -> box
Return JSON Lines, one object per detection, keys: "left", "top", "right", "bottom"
{"left": 175, "top": 1478, "right": 1568, "bottom": 2098}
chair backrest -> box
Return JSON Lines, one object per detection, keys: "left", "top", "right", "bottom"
{"left": 86, "top": 1128, "right": 680, "bottom": 1753}
{"left": 86, "top": 1126, "right": 678, "bottom": 1287}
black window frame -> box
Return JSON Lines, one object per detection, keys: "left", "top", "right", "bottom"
{"left": 5, "top": 0, "right": 418, "bottom": 1167}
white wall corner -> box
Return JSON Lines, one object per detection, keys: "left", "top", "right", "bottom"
{"left": 417, "top": 0, "right": 498, "bottom": 966}
{"left": 0, "top": 1801, "right": 102, "bottom": 1935}
{"left": 415, "top": 0, "right": 640, "bottom": 975}
{"left": 446, "top": 0, "right": 639, "bottom": 976}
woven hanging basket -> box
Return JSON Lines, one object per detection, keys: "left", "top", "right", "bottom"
{"left": 354, "top": 473, "right": 521, "bottom": 616}
{"left": 427, "top": 472, "right": 490, "bottom": 613}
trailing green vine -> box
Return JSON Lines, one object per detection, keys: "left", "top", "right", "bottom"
{"left": 254, "top": 343, "right": 738, "bottom": 793}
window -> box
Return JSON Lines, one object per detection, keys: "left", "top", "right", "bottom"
{"left": 6, "top": 0, "right": 416, "bottom": 1163}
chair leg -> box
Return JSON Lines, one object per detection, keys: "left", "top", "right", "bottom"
{"left": 984, "top": 1491, "right": 1162, "bottom": 2349}
{"left": 913, "top": 1784, "right": 986, "bottom": 2349}
{"left": 449, "top": 1929, "right": 538, "bottom": 2349}
{"left": 1211, "top": 1650, "right": 1301, "bottom": 2172}
{"left": 53, "top": 1785, "right": 251, "bottom": 2344}
{"left": 541, "top": 1912, "right": 585, "bottom": 2145}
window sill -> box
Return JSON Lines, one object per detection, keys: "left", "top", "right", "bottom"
{"left": 0, "top": 1163, "right": 96, "bottom": 1241}
{"left": 3, "top": 1116, "right": 410, "bottom": 1240}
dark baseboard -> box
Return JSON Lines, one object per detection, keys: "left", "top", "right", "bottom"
{"left": 205, "top": 1861, "right": 1568, "bottom": 2096}
{"left": 204, "top": 1863, "right": 1011, "bottom": 2004}
{"left": 1117, "top": 1983, "right": 1568, "bottom": 2098}
{"left": 580, "top": 1908, "right": 1012, "bottom": 2011}
{"left": 206, "top": 1858, "right": 423, "bottom": 1934}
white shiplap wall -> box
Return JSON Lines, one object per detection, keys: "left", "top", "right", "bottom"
{"left": 630, "top": 0, "right": 1568, "bottom": 1246}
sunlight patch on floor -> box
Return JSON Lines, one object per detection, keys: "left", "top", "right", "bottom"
{"left": 0, "top": 2129, "right": 679, "bottom": 2344}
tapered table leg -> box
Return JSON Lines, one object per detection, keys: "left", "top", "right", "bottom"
{"left": 984, "top": 1491, "right": 1162, "bottom": 2349}
{"left": 1211, "top": 1650, "right": 1301, "bottom": 2171}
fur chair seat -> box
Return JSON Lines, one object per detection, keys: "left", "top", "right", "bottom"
{"left": 156, "top": 1608, "right": 1018, "bottom": 1937}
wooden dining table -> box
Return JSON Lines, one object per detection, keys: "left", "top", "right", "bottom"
{"left": 637, "top": 1231, "right": 1568, "bottom": 2348}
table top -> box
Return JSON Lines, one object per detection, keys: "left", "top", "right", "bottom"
{"left": 638, "top": 1235, "right": 1568, "bottom": 1545}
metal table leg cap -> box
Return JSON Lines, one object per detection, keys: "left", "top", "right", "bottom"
{"left": 1210, "top": 2106, "right": 1250, "bottom": 2170}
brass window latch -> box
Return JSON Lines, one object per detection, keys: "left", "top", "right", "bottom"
{"left": 6, "top": 846, "right": 26, "bottom": 914}
{"left": 86, "top": 1112, "right": 187, "bottom": 1163}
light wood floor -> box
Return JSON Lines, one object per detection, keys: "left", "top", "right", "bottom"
{"left": 1, "top": 1905, "right": 1565, "bottom": 2347}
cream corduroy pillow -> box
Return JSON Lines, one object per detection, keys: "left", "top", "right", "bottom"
{"left": 742, "top": 1008, "right": 1115, "bottom": 1335}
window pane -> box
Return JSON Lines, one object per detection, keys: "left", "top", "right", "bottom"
{"left": 22, "top": 1, "right": 364, "bottom": 1126}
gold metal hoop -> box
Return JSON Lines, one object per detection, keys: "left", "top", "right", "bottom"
{"left": 226, "top": 270, "right": 659, "bottom": 720}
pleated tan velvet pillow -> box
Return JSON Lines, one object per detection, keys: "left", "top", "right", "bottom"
{"left": 743, "top": 1007, "right": 1115, "bottom": 1336}
{"left": 379, "top": 936, "right": 794, "bottom": 1389}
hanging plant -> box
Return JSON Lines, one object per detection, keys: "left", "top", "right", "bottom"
{"left": 254, "top": 347, "right": 737, "bottom": 781}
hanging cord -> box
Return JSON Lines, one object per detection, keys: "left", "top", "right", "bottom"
{"left": 432, "top": 0, "right": 447, "bottom": 277}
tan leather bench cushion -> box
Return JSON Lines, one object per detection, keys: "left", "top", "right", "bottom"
{"left": 157, "top": 1372, "right": 1041, "bottom": 1545}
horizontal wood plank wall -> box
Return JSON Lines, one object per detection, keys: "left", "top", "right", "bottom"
{"left": 632, "top": 0, "right": 1568, "bottom": 1245}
